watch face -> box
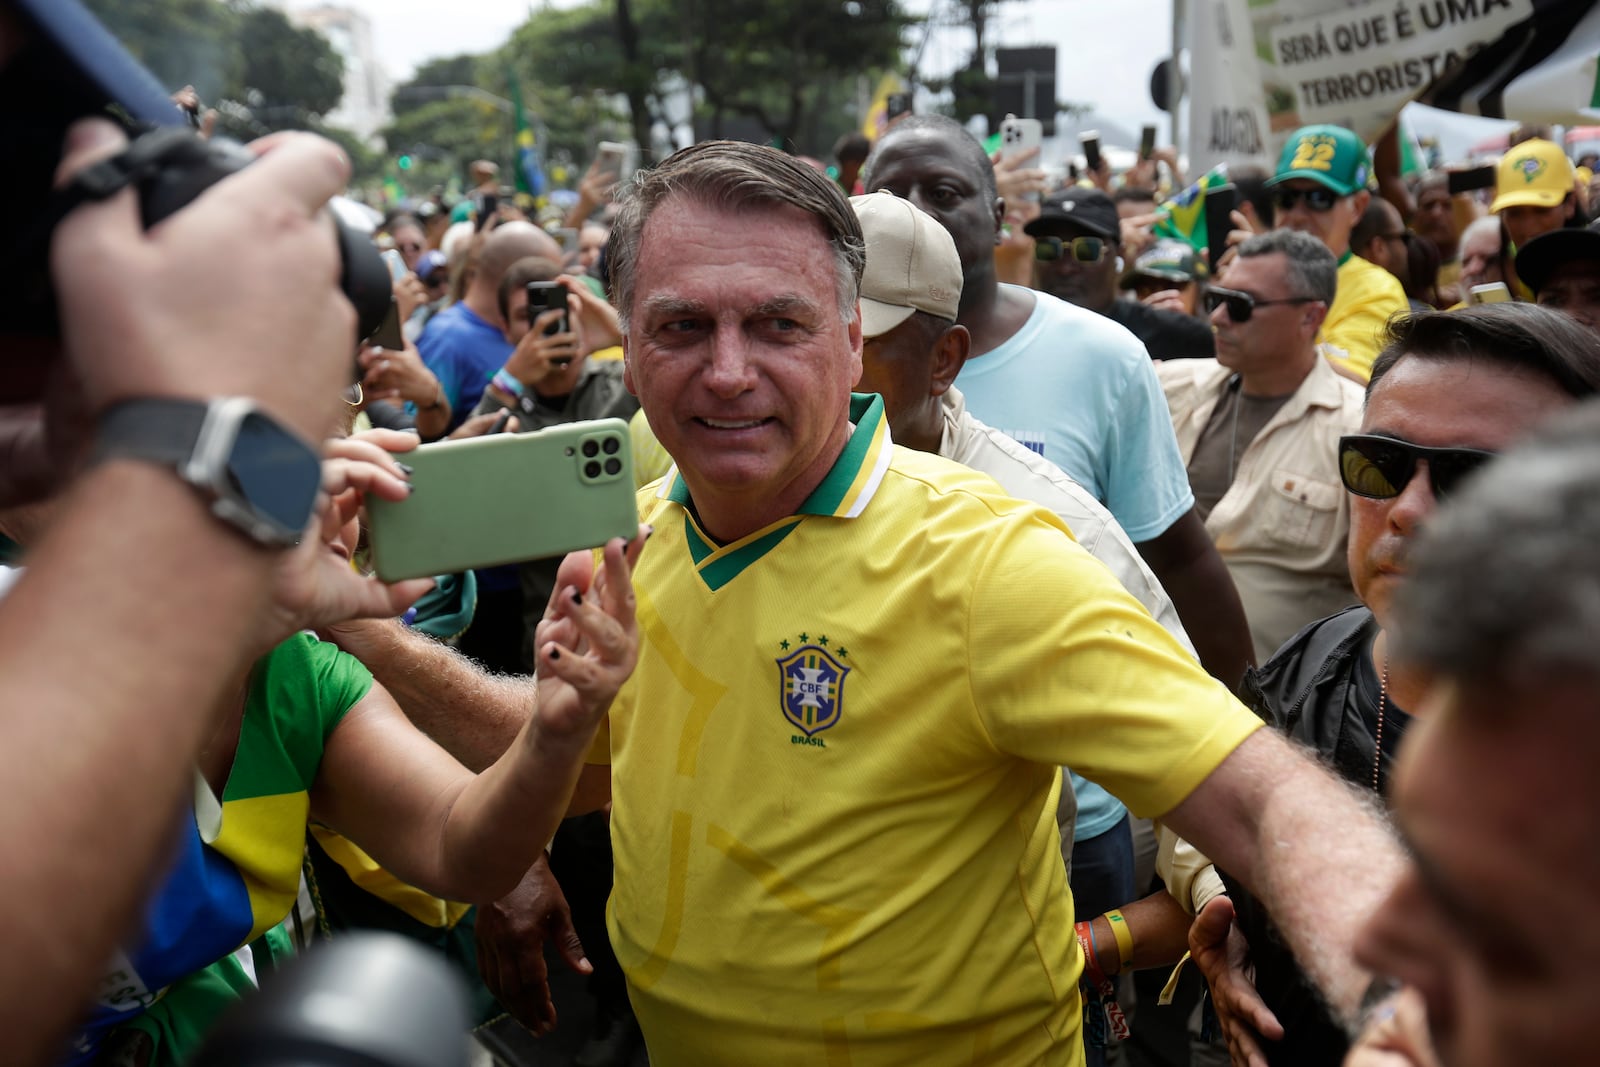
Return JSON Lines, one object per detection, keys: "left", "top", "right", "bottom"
{"left": 227, "top": 412, "right": 322, "bottom": 538}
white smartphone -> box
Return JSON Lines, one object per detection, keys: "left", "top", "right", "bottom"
{"left": 381, "top": 248, "right": 408, "bottom": 283}
{"left": 1468, "top": 282, "right": 1512, "bottom": 304}
{"left": 1000, "top": 116, "right": 1043, "bottom": 162}
{"left": 595, "top": 141, "right": 629, "bottom": 181}
{"left": 999, "top": 116, "right": 1044, "bottom": 202}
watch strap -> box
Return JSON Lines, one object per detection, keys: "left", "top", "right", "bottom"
{"left": 93, "top": 398, "right": 211, "bottom": 469}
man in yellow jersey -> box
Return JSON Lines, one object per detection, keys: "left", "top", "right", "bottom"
{"left": 1267, "top": 124, "right": 1409, "bottom": 381}
{"left": 549, "top": 140, "right": 1405, "bottom": 1066}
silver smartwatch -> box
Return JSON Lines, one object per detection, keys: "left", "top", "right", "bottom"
{"left": 92, "top": 397, "right": 322, "bottom": 547}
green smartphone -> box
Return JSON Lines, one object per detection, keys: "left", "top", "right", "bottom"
{"left": 365, "top": 419, "right": 638, "bottom": 582}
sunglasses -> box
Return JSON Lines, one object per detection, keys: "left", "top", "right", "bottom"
{"left": 1204, "top": 285, "right": 1318, "bottom": 323}
{"left": 397, "top": 242, "right": 424, "bottom": 253}
{"left": 1034, "top": 235, "right": 1107, "bottom": 263}
{"left": 1338, "top": 434, "right": 1496, "bottom": 501}
{"left": 1272, "top": 187, "right": 1340, "bottom": 213}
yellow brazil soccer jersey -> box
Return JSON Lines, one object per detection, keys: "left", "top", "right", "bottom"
{"left": 593, "top": 394, "right": 1261, "bottom": 1066}
{"left": 1320, "top": 254, "right": 1410, "bottom": 381}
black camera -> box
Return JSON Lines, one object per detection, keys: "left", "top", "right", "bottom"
{"left": 3, "top": 0, "right": 390, "bottom": 341}
{"left": 190, "top": 933, "right": 471, "bottom": 1067}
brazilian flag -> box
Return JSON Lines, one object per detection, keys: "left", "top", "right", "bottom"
{"left": 1152, "top": 164, "right": 1231, "bottom": 255}
{"left": 507, "top": 73, "right": 546, "bottom": 199}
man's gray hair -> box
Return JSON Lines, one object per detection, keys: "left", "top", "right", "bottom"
{"left": 1236, "top": 229, "right": 1338, "bottom": 304}
{"left": 1393, "top": 401, "right": 1600, "bottom": 689}
{"left": 607, "top": 141, "right": 866, "bottom": 330}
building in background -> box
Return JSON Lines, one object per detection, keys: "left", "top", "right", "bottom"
{"left": 284, "top": 3, "right": 390, "bottom": 142}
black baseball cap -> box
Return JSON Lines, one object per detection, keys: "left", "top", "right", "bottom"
{"left": 1025, "top": 187, "right": 1120, "bottom": 242}
{"left": 1515, "top": 220, "right": 1600, "bottom": 296}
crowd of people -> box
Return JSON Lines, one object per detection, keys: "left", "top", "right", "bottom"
{"left": 10, "top": 4, "right": 1600, "bottom": 1067}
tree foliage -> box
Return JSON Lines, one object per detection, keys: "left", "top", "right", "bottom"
{"left": 227, "top": 6, "right": 345, "bottom": 122}
{"left": 84, "top": 0, "right": 239, "bottom": 102}
{"left": 500, "top": 0, "right": 910, "bottom": 159}
{"left": 82, "top": 0, "right": 344, "bottom": 130}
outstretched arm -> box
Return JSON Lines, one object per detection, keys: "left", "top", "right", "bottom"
{"left": 312, "top": 533, "right": 644, "bottom": 903}
{"left": 1162, "top": 729, "right": 1405, "bottom": 1029}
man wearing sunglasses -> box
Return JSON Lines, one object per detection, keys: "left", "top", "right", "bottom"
{"left": 1157, "top": 229, "right": 1364, "bottom": 665}
{"left": 1189, "top": 302, "right": 1600, "bottom": 1067}
{"left": 1267, "top": 124, "right": 1408, "bottom": 382}
{"left": 1025, "top": 188, "right": 1215, "bottom": 362}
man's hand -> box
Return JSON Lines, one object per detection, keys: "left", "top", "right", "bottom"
{"left": 1121, "top": 211, "right": 1160, "bottom": 260}
{"left": 51, "top": 119, "right": 357, "bottom": 445}
{"left": 991, "top": 145, "right": 1049, "bottom": 206}
{"left": 261, "top": 430, "right": 433, "bottom": 648}
{"left": 475, "top": 854, "right": 591, "bottom": 1036}
{"left": 1142, "top": 289, "right": 1189, "bottom": 316}
{"left": 531, "top": 529, "right": 649, "bottom": 742}
{"left": 359, "top": 342, "right": 443, "bottom": 409}
{"left": 1211, "top": 209, "right": 1261, "bottom": 275}
{"left": 559, "top": 275, "right": 622, "bottom": 353}
{"left": 1344, "top": 988, "right": 1442, "bottom": 1067}
{"left": 448, "top": 411, "right": 520, "bottom": 440}
{"left": 565, "top": 160, "right": 619, "bottom": 229}
{"left": 1190, "top": 897, "right": 1282, "bottom": 1067}
{"left": 503, "top": 312, "right": 582, "bottom": 387}
{"left": 393, "top": 274, "right": 428, "bottom": 323}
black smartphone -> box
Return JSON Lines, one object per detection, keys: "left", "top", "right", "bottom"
{"left": 370, "top": 298, "right": 405, "bottom": 351}
{"left": 526, "top": 281, "right": 570, "bottom": 348}
{"left": 1080, "top": 131, "right": 1103, "bottom": 173}
{"left": 886, "top": 93, "right": 912, "bottom": 121}
{"left": 476, "top": 192, "right": 499, "bottom": 231}
{"left": 1204, "top": 182, "right": 1239, "bottom": 275}
{"left": 1447, "top": 165, "right": 1497, "bottom": 195}
{"left": 1140, "top": 125, "right": 1157, "bottom": 161}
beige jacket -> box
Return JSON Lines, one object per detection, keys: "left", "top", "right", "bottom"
{"left": 1158, "top": 355, "right": 1365, "bottom": 664}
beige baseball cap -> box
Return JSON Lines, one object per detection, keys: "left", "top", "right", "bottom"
{"left": 849, "top": 191, "right": 963, "bottom": 339}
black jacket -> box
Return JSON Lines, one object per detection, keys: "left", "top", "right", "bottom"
{"left": 1218, "top": 605, "right": 1410, "bottom": 1067}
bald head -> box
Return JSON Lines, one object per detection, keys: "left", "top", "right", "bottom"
{"left": 479, "top": 223, "right": 561, "bottom": 283}
{"left": 462, "top": 222, "right": 562, "bottom": 326}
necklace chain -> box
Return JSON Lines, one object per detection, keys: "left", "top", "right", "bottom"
{"left": 1372, "top": 660, "right": 1389, "bottom": 793}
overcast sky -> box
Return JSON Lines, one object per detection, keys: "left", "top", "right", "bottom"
{"left": 326, "top": 0, "right": 1510, "bottom": 160}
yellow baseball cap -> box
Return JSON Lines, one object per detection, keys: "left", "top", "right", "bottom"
{"left": 1491, "top": 139, "right": 1575, "bottom": 213}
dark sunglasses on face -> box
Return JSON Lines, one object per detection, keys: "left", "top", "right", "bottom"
{"left": 1272, "top": 186, "right": 1340, "bottom": 213}
{"left": 1034, "top": 235, "right": 1107, "bottom": 263}
{"left": 1338, "top": 434, "right": 1496, "bottom": 501}
{"left": 397, "top": 241, "right": 424, "bottom": 253}
{"left": 1204, "top": 285, "right": 1317, "bottom": 323}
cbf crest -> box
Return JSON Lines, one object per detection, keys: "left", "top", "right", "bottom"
{"left": 775, "top": 634, "right": 851, "bottom": 741}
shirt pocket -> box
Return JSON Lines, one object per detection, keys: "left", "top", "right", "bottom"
{"left": 1262, "top": 470, "right": 1341, "bottom": 549}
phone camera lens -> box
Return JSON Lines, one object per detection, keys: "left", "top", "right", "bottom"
{"left": 604, "top": 458, "right": 623, "bottom": 476}
{"left": 602, "top": 437, "right": 621, "bottom": 455}
{"left": 582, "top": 440, "right": 600, "bottom": 458}
{"left": 584, "top": 461, "right": 602, "bottom": 479}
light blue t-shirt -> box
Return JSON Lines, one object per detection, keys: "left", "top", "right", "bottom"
{"left": 957, "top": 286, "right": 1196, "bottom": 841}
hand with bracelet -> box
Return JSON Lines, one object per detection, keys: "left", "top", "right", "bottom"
{"left": 497, "top": 306, "right": 584, "bottom": 394}
{"left": 357, "top": 341, "right": 450, "bottom": 439}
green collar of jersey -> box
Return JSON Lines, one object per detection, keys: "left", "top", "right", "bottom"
{"left": 1337, "top": 249, "right": 1354, "bottom": 267}
{"left": 668, "top": 393, "right": 892, "bottom": 590}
